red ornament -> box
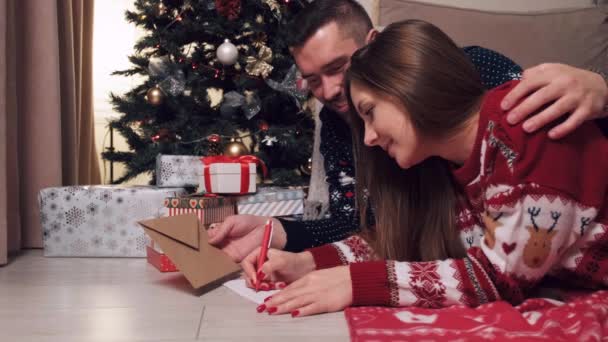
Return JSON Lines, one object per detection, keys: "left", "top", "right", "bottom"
{"left": 259, "top": 121, "right": 269, "bottom": 131}
{"left": 208, "top": 134, "right": 221, "bottom": 143}
{"left": 151, "top": 128, "right": 173, "bottom": 142}
{"left": 215, "top": 0, "right": 241, "bottom": 20}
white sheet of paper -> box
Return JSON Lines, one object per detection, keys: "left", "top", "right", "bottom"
{"left": 223, "top": 278, "right": 280, "bottom": 304}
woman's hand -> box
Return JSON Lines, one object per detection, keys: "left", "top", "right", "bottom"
{"left": 207, "top": 216, "right": 286, "bottom": 262}
{"left": 240, "top": 248, "right": 316, "bottom": 290}
{"left": 258, "top": 266, "right": 353, "bottom": 317}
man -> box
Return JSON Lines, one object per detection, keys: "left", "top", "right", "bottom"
{"left": 208, "top": 0, "right": 608, "bottom": 262}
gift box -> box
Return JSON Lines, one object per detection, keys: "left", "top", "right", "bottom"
{"left": 236, "top": 187, "right": 305, "bottom": 217}
{"left": 147, "top": 239, "right": 179, "bottom": 272}
{"left": 140, "top": 214, "right": 240, "bottom": 289}
{"left": 198, "top": 156, "right": 265, "bottom": 194}
{"left": 146, "top": 195, "right": 237, "bottom": 272}
{"left": 39, "top": 185, "right": 187, "bottom": 257}
{"left": 156, "top": 154, "right": 203, "bottom": 187}
{"left": 146, "top": 245, "right": 178, "bottom": 272}
{"left": 163, "top": 195, "right": 237, "bottom": 225}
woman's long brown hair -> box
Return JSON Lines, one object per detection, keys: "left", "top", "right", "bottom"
{"left": 345, "top": 20, "right": 486, "bottom": 261}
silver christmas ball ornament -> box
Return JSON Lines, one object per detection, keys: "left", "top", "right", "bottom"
{"left": 216, "top": 39, "right": 238, "bottom": 66}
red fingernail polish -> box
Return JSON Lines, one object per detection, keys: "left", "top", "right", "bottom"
{"left": 256, "top": 304, "right": 266, "bottom": 313}
{"left": 277, "top": 282, "right": 286, "bottom": 289}
{"left": 257, "top": 271, "right": 266, "bottom": 280}
{"left": 264, "top": 296, "right": 272, "bottom": 302}
{"left": 260, "top": 283, "right": 269, "bottom": 290}
{"left": 291, "top": 310, "right": 300, "bottom": 317}
{"left": 267, "top": 307, "right": 277, "bottom": 314}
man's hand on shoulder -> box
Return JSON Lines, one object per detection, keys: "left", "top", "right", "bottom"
{"left": 502, "top": 63, "right": 608, "bottom": 139}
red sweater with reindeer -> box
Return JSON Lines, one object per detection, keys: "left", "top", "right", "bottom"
{"left": 308, "top": 80, "right": 608, "bottom": 308}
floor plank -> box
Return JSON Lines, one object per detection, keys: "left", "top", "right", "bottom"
{"left": 0, "top": 250, "right": 349, "bottom": 341}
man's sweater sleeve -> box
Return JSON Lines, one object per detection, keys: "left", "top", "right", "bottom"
{"left": 463, "top": 46, "right": 523, "bottom": 89}
{"left": 280, "top": 109, "right": 360, "bottom": 252}
{"left": 279, "top": 215, "right": 359, "bottom": 252}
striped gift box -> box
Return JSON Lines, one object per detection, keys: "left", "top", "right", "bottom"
{"left": 237, "top": 188, "right": 305, "bottom": 217}
{"left": 163, "top": 196, "right": 236, "bottom": 225}
{"left": 149, "top": 195, "right": 236, "bottom": 257}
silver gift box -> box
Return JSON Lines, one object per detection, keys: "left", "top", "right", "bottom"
{"left": 236, "top": 187, "right": 305, "bottom": 217}
{"left": 39, "top": 185, "right": 187, "bottom": 257}
{"left": 156, "top": 154, "right": 203, "bottom": 187}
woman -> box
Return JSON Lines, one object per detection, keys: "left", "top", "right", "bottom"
{"left": 242, "top": 20, "right": 608, "bottom": 318}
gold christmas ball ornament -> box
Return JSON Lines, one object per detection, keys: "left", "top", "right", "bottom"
{"left": 224, "top": 138, "right": 249, "bottom": 157}
{"left": 300, "top": 158, "right": 313, "bottom": 176}
{"left": 146, "top": 86, "right": 165, "bottom": 106}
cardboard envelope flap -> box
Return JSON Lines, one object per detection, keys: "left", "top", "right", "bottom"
{"left": 139, "top": 214, "right": 200, "bottom": 249}
{"left": 140, "top": 214, "right": 240, "bottom": 290}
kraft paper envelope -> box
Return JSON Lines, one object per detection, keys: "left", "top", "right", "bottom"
{"left": 139, "top": 214, "right": 240, "bottom": 290}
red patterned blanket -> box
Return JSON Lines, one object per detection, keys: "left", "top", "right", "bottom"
{"left": 345, "top": 290, "right": 608, "bottom": 341}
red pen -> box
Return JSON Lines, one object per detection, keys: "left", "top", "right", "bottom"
{"left": 255, "top": 219, "right": 273, "bottom": 292}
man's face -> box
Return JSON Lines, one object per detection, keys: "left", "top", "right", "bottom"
{"left": 291, "top": 22, "right": 363, "bottom": 114}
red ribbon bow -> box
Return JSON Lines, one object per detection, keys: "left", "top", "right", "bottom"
{"left": 201, "top": 155, "right": 267, "bottom": 194}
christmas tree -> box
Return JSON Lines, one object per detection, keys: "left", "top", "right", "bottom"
{"left": 102, "top": 0, "right": 314, "bottom": 186}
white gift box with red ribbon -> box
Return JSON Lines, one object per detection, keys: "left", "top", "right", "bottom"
{"left": 198, "top": 155, "right": 266, "bottom": 194}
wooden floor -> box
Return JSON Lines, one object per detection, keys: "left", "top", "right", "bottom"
{"left": 0, "top": 250, "right": 349, "bottom": 341}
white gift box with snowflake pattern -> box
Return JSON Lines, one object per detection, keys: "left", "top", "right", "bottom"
{"left": 39, "top": 185, "right": 187, "bottom": 257}
{"left": 156, "top": 154, "right": 203, "bottom": 187}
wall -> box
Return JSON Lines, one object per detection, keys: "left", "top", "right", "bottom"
{"left": 93, "top": 0, "right": 150, "bottom": 185}
{"left": 357, "top": 0, "right": 381, "bottom": 24}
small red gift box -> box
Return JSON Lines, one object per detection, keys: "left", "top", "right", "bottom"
{"left": 146, "top": 245, "right": 178, "bottom": 272}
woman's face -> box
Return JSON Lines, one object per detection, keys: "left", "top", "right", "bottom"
{"left": 350, "top": 81, "right": 429, "bottom": 169}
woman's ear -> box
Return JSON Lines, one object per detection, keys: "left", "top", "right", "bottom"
{"left": 365, "top": 29, "right": 379, "bottom": 44}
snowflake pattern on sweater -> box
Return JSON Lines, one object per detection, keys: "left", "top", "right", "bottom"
{"left": 280, "top": 47, "right": 523, "bottom": 252}
{"left": 308, "top": 81, "right": 608, "bottom": 308}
